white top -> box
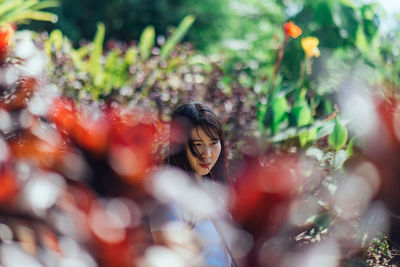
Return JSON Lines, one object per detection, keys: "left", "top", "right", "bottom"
{"left": 149, "top": 178, "right": 232, "bottom": 267}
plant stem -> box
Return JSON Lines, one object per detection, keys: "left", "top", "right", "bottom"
{"left": 270, "top": 35, "right": 288, "bottom": 96}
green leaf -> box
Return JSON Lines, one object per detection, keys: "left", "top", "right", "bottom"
{"left": 0, "top": 0, "right": 24, "bottom": 18}
{"left": 11, "top": 10, "right": 58, "bottom": 23}
{"left": 269, "top": 96, "right": 289, "bottom": 134}
{"left": 323, "top": 99, "right": 334, "bottom": 115}
{"left": 124, "top": 47, "right": 136, "bottom": 65}
{"left": 88, "top": 22, "right": 105, "bottom": 92}
{"left": 328, "top": 117, "right": 348, "bottom": 150}
{"left": 111, "top": 47, "right": 136, "bottom": 87}
{"left": 44, "top": 29, "right": 61, "bottom": 56}
{"left": 70, "top": 45, "right": 89, "bottom": 72}
{"left": 161, "top": 15, "right": 195, "bottom": 60}
{"left": 293, "top": 104, "right": 313, "bottom": 126}
{"left": 355, "top": 23, "right": 369, "bottom": 55}
{"left": 49, "top": 29, "right": 63, "bottom": 50}
{"left": 31, "top": 0, "right": 59, "bottom": 11}
{"left": 138, "top": 25, "right": 155, "bottom": 60}
{"left": 346, "top": 137, "right": 355, "bottom": 157}
{"left": 257, "top": 100, "right": 268, "bottom": 132}
{"left": 291, "top": 89, "right": 313, "bottom": 127}
{"left": 291, "top": 89, "right": 316, "bottom": 147}
{"left": 360, "top": 4, "right": 379, "bottom": 42}
{"left": 104, "top": 49, "right": 121, "bottom": 94}
{"left": 299, "top": 128, "right": 317, "bottom": 147}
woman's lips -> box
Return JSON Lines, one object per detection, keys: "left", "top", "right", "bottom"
{"left": 199, "top": 162, "right": 211, "bottom": 169}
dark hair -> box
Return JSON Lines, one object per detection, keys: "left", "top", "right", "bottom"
{"left": 167, "top": 103, "right": 228, "bottom": 183}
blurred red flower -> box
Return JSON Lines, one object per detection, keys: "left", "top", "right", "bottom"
{"left": 41, "top": 229, "right": 62, "bottom": 255}
{"left": 107, "top": 106, "right": 164, "bottom": 184}
{"left": 49, "top": 97, "right": 110, "bottom": 156}
{"left": 49, "top": 99, "right": 164, "bottom": 186}
{"left": 0, "top": 77, "right": 38, "bottom": 111}
{"left": 284, "top": 21, "right": 302, "bottom": 39}
{"left": 364, "top": 97, "right": 400, "bottom": 244}
{"left": 8, "top": 130, "right": 67, "bottom": 171}
{"left": 230, "top": 154, "right": 301, "bottom": 238}
{"left": 0, "top": 164, "right": 19, "bottom": 205}
{"left": 0, "top": 23, "right": 15, "bottom": 64}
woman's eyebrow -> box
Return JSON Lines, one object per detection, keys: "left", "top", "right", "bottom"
{"left": 191, "top": 137, "right": 219, "bottom": 142}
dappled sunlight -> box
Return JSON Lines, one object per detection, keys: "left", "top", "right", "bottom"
{"left": 150, "top": 168, "right": 228, "bottom": 220}
{"left": 281, "top": 240, "right": 341, "bottom": 267}
{"left": 139, "top": 245, "right": 186, "bottom": 267}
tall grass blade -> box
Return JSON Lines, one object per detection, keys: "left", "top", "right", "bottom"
{"left": 88, "top": 22, "right": 105, "bottom": 91}
{"left": 161, "top": 15, "right": 195, "bottom": 60}
{"left": 0, "top": 0, "right": 24, "bottom": 18}
{"left": 31, "top": 0, "right": 59, "bottom": 10}
{"left": 0, "top": 0, "right": 58, "bottom": 24}
{"left": 138, "top": 25, "right": 155, "bottom": 60}
{"left": 8, "top": 11, "right": 58, "bottom": 23}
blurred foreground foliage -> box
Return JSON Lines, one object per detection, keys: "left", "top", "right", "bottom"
{"left": 0, "top": 0, "right": 58, "bottom": 26}
{"left": 1, "top": 0, "right": 400, "bottom": 266}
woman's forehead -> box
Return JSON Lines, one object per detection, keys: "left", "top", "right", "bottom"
{"left": 190, "top": 127, "right": 218, "bottom": 140}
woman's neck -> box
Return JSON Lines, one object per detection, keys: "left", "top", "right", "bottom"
{"left": 194, "top": 173, "right": 202, "bottom": 182}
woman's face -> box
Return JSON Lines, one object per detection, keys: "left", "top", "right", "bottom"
{"left": 186, "top": 127, "right": 221, "bottom": 176}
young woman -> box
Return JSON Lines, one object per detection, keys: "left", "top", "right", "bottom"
{"left": 167, "top": 102, "right": 228, "bottom": 183}
{"left": 149, "top": 102, "right": 234, "bottom": 267}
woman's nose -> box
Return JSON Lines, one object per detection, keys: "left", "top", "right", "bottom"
{"left": 201, "top": 146, "right": 212, "bottom": 157}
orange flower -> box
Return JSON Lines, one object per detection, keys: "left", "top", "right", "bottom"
{"left": 0, "top": 23, "right": 15, "bottom": 49}
{"left": 283, "top": 21, "right": 302, "bottom": 39}
{"left": 0, "top": 23, "right": 15, "bottom": 63}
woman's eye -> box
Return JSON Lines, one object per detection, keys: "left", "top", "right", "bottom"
{"left": 211, "top": 141, "right": 219, "bottom": 145}
{"left": 194, "top": 143, "right": 202, "bottom": 147}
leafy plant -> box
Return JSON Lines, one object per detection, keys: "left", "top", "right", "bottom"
{"left": 365, "top": 234, "right": 393, "bottom": 266}
{"left": 256, "top": 20, "right": 331, "bottom": 147}
{"left": 43, "top": 15, "right": 196, "bottom": 100}
{"left": 160, "top": 15, "right": 195, "bottom": 60}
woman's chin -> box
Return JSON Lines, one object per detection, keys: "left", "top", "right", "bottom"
{"left": 195, "top": 169, "right": 210, "bottom": 176}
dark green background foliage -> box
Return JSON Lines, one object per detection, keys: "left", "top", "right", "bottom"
{"left": 25, "top": 0, "right": 228, "bottom": 49}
